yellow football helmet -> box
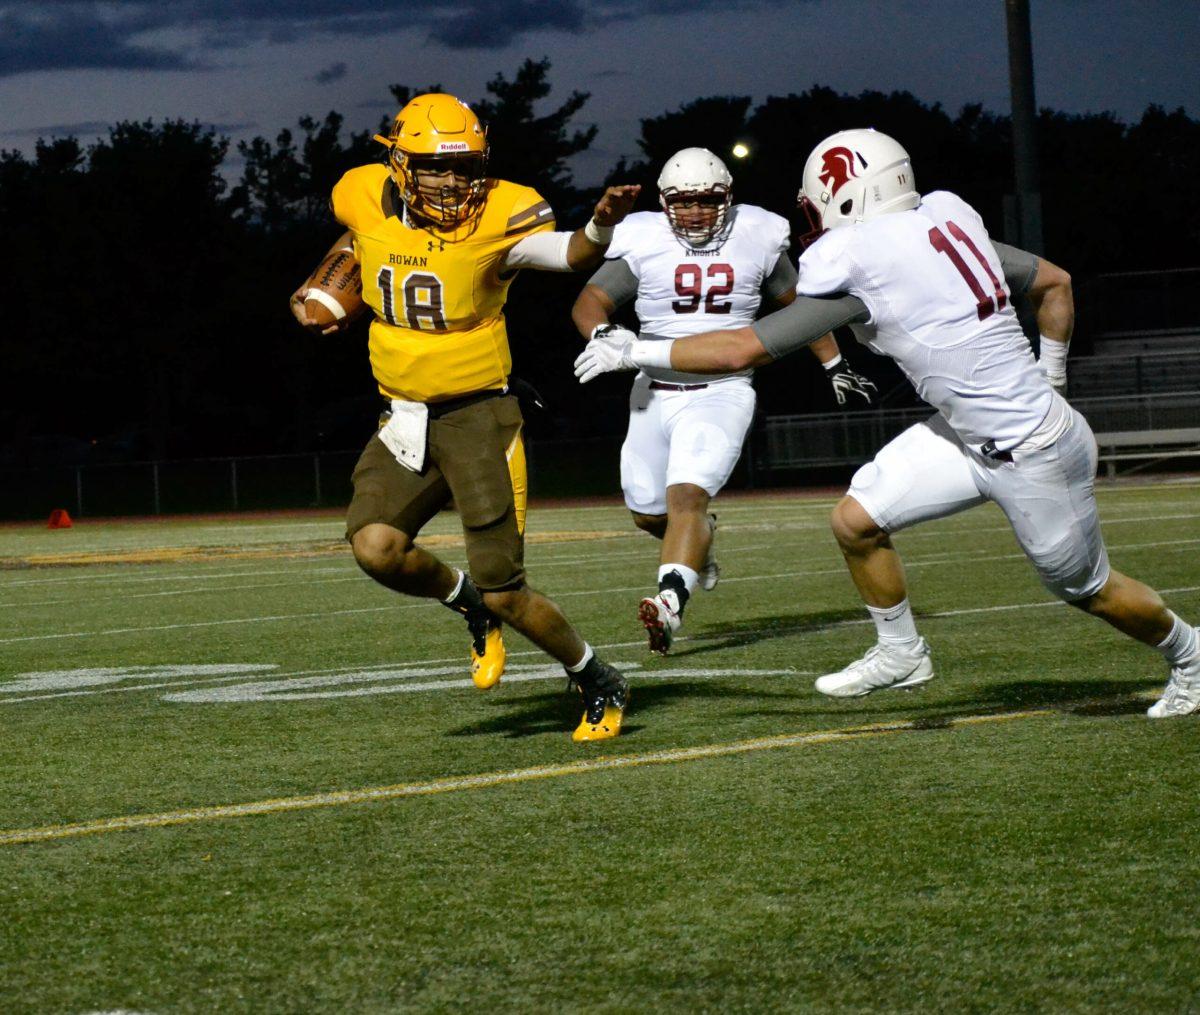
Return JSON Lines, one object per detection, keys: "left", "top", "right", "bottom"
{"left": 374, "top": 93, "right": 490, "bottom": 227}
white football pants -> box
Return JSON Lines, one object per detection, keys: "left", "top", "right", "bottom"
{"left": 620, "top": 374, "right": 756, "bottom": 515}
{"left": 848, "top": 407, "right": 1110, "bottom": 602}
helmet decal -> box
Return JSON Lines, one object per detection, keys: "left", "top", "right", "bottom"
{"left": 818, "top": 146, "right": 864, "bottom": 197}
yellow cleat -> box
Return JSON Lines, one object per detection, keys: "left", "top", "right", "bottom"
{"left": 571, "top": 659, "right": 629, "bottom": 741}
{"left": 470, "top": 621, "right": 506, "bottom": 690}
{"left": 572, "top": 699, "right": 626, "bottom": 742}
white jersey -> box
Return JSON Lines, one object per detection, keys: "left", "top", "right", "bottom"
{"left": 609, "top": 204, "right": 791, "bottom": 383}
{"left": 796, "top": 190, "right": 1052, "bottom": 453}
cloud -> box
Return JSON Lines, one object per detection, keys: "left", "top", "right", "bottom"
{"left": 0, "top": 6, "right": 201, "bottom": 76}
{"left": 0, "top": 0, "right": 801, "bottom": 76}
{"left": 0, "top": 120, "right": 111, "bottom": 138}
{"left": 313, "top": 61, "right": 347, "bottom": 85}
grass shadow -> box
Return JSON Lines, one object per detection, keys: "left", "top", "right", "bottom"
{"left": 670, "top": 609, "right": 866, "bottom": 659}
{"left": 738, "top": 677, "right": 1163, "bottom": 724}
{"left": 442, "top": 681, "right": 762, "bottom": 740}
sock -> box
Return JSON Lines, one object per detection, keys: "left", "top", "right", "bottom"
{"left": 566, "top": 643, "right": 595, "bottom": 674}
{"left": 659, "top": 564, "right": 697, "bottom": 611}
{"left": 867, "top": 599, "right": 920, "bottom": 651}
{"left": 441, "top": 569, "right": 465, "bottom": 605}
{"left": 1156, "top": 613, "right": 1199, "bottom": 666}
{"left": 442, "top": 568, "right": 483, "bottom": 614}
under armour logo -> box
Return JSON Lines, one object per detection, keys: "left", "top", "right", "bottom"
{"left": 427, "top": 238, "right": 446, "bottom": 253}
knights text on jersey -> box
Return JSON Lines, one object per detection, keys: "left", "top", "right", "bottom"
{"left": 796, "top": 190, "right": 1052, "bottom": 451}
{"left": 608, "top": 205, "right": 789, "bottom": 339}
{"left": 332, "top": 165, "right": 555, "bottom": 403}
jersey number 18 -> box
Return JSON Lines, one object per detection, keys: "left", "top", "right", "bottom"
{"left": 377, "top": 267, "right": 447, "bottom": 331}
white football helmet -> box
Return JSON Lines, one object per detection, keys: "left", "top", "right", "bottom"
{"left": 658, "top": 147, "right": 733, "bottom": 245}
{"left": 796, "top": 129, "right": 918, "bottom": 247}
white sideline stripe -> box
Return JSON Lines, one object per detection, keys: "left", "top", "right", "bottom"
{"left": 0, "top": 709, "right": 1051, "bottom": 846}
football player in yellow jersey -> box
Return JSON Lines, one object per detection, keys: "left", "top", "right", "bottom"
{"left": 291, "top": 93, "right": 639, "bottom": 741}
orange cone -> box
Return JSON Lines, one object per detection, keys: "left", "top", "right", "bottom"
{"left": 48, "top": 508, "right": 73, "bottom": 529}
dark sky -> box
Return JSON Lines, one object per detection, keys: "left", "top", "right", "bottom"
{"left": 1, "top": 0, "right": 1197, "bottom": 184}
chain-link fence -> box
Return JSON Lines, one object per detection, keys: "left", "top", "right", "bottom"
{"left": 2, "top": 394, "right": 1195, "bottom": 522}
{"left": 0, "top": 438, "right": 630, "bottom": 522}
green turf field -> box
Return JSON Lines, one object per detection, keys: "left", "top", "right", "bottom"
{"left": 2, "top": 480, "right": 1198, "bottom": 1013}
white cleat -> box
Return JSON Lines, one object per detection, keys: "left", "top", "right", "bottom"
{"left": 815, "top": 640, "right": 934, "bottom": 698}
{"left": 639, "top": 589, "right": 683, "bottom": 655}
{"left": 700, "top": 513, "right": 720, "bottom": 592}
{"left": 1147, "top": 647, "right": 1200, "bottom": 718}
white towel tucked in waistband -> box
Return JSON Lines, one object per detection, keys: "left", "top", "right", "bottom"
{"left": 378, "top": 399, "right": 429, "bottom": 473}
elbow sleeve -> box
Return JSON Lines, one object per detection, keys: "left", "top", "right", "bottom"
{"left": 752, "top": 294, "right": 870, "bottom": 359}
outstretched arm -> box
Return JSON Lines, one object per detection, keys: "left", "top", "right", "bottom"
{"left": 575, "top": 293, "right": 870, "bottom": 382}
{"left": 504, "top": 186, "right": 641, "bottom": 273}
{"left": 565, "top": 185, "right": 641, "bottom": 270}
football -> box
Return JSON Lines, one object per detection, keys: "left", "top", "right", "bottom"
{"left": 303, "top": 248, "right": 365, "bottom": 329}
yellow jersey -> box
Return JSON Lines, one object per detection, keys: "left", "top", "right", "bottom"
{"left": 331, "top": 164, "right": 556, "bottom": 403}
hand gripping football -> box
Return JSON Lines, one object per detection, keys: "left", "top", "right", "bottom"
{"left": 303, "top": 248, "right": 365, "bottom": 329}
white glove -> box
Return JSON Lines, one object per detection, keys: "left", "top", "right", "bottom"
{"left": 574, "top": 325, "right": 638, "bottom": 384}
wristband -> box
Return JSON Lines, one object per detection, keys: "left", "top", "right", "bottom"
{"left": 1038, "top": 335, "right": 1069, "bottom": 375}
{"left": 584, "top": 218, "right": 614, "bottom": 245}
{"left": 631, "top": 339, "right": 674, "bottom": 370}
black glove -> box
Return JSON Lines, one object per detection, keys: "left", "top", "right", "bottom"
{"left": 507, "top": 376, "right": 546, "bottom": 413}
{"left": 825, "top": 359, "right": 877, "bottom": 407}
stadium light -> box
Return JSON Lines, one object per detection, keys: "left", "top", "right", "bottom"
{"left": 731, "top": 143, "right": 750, "bottom": 159}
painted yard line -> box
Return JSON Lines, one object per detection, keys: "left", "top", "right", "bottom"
{"left": 0, "top": 562, "right": 357, "bottom": 590}
{"left": 3, "top": 518, "right": 1198, "bottom": 644}
{"left": 2, "top": 500, "right": 1195, "bottom": 589}
{"left": 0, "top": 664, "right": 808, "bottom": 706}
{"left": 0, "top": 709, "right": 1052, "bottom": 846}
{"left": 0, "top": 538, "right": 705, "bottom": 591}
{"left": 6, "top": 585, "right": 1197, "bottom": 705}
{"left": 0, "top": 543, "right": 778, "bottom": 609}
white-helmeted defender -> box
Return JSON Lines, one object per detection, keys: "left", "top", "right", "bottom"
{"left": 572, "top": 147, "right": 876, "bottom": 653}
{"left": 574, "top": 129, "right": 1200, "bottom": 717}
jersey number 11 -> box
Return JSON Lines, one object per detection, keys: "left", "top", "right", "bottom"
{"left": 928, "top": 221, "right": 1007, "bottom": 321}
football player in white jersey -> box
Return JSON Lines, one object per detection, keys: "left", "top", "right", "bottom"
{"left": 574, "top": 129, "right": 1200, "bottom": 717}
{"left": 572, "top": 147, "right": 876, "bottom": 653}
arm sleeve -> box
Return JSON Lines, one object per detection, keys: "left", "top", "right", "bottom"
{"left": 584, "top": 257, "right": 639, "bottom": 307}
{"left": 762, "top": 254, "right": 799, "bottom": 302}
{"left": 502, "top": 231, "right": 573, "bottom": 271}
{"left": 992, "top": 241, "right": 1040, "bottom": 295}
{"left": 751, "top": 294, "right": 870, "bottom": 360}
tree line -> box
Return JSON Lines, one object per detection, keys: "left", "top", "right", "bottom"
{"left": 2, "top": 58, "right": 1196, "bottom": 465}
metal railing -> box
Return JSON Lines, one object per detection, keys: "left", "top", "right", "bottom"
{"left": 760, "top": 392, "right": 1200, "bottom": 471}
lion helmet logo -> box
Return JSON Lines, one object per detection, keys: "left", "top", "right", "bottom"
{"left": 818, "top": 146, "right": 865, "bottom": 197}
